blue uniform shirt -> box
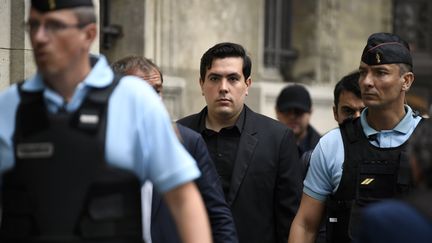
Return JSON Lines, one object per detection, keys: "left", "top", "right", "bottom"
{"left": 0, "top": 55, "right": 200, "bottom": 193}
{"left": 304, "top": 106, "right": 422, "bottom": 201}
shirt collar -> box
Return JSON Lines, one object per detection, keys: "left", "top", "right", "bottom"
{"left": 360, "top": 105, "right": 415, "bottom": 137}
{"left": 199, "top": 106, "right": 246, "bottom": 133}
{"left": 21, "top": 55, "right": 113, "bottom": 113}
{"left": 22, "top": 55, "right": 113, "bottom": 92}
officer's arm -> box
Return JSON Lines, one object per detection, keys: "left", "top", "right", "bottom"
{"left": 288, "top": 193, "right": 325, "bottom": 243}
{"left": 164, "top": 181, "right": 213, "bottom": 243}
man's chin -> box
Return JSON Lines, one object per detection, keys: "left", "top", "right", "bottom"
{"left": 213, "top": 107, "right": 234, "bottom": 117}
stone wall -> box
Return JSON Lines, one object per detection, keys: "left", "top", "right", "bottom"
{"left": 1, "top": 0, "right": 397, "bottom": 133}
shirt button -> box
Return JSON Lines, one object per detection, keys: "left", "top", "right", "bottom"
{"left": 217, "top": 153, "right": 222, "bottom": 157}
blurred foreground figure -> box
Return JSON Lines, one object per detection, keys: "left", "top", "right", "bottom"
{"left": 0, "top": 1, "right": 211, "bottom": 242}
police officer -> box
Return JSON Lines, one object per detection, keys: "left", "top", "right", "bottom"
{"left": 0, "top": 1, "right": 211, "bottom": 242}
{"left": 288, "top": 32, "right": 422, "bottom": 243}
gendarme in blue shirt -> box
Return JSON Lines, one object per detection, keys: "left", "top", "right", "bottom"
{"left": 304, "top": 106, "right": 422, "bottom": 201}
{"left": 0, "top": 55, "right": 200, "bottom": 193}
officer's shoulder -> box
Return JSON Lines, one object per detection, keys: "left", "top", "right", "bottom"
{"left": 249, "top": 109, "right": 286, "bottom": 128}
{"left": 316, "top": 127, "right": 343, "bottom": 148}
{"left": 116, "top": 75, "right": 160, "bottom": 97}
{"left": 0, "top": 83, "right": 20, "bottom": 102}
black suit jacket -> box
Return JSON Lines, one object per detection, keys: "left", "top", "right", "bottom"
{"left": 150, "top": 124, "right": 238, "bottom": 243}
{"left": 178, "top": 106, "right": 303, "bottom": 243}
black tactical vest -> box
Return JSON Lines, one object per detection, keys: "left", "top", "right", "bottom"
{"left": 326, "top": 117, "right": 420, "bottom": 243}
{"left": 0, "top": 77, "right": 144, "bottom": 243}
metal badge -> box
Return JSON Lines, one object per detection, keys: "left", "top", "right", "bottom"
{"left": 360, "top": 178, "right": 375, "bottom": 185}
{"left": 376, "top": 53, "right": 381, "bottom": 63}
{"left": 16, "top": 142, "right": 54, "bottom": 159}
{"left": 79, "top": 114, "right": 99, "bottom": 125}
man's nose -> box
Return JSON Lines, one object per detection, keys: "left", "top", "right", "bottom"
{"left": 219, "top": 79, "right": 229, "bottom": 93}
{"left": 353, "top": 110, "right": 362, "bottom": 118}
{"left": 360, "top": 72, "right": 373, "bottom": 87}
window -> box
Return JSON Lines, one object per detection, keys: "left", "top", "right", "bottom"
{"left": 393, "top": 0, "right": 432, "bottom": 54}
{"left": 264, "top": 0, "right": 297, "bottom": 80}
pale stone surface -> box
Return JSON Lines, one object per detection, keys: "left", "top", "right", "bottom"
{"left": 292, "top": 0, "right": 392, "bottom": 85}
{"left": 0, "top": 50, "right": 10, "bottom": 91}
{"left": 0, "top": 0, "right": 11, "bottom": 91}
{"left": 162, "top": 75, "right": 186, "bottom": 121}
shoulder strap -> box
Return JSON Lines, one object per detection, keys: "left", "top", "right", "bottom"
{"left": 14, "top": 82, "right": 48, "bottom": 140}
{"left": 340, "top": 117, "right": 361, "bottom": 144}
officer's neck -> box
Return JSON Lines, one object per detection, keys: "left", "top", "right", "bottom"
{"left": 43, "top": 59, "right": 92, "bottom": 103}
{"left": 366, "top": 105, "right": 406, "bottom": 131}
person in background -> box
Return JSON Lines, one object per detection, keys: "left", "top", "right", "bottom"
{"left": 178, "top": 42, "right": 303, "bottom": 243}
{"left": 406, "top": 93, "right": 430, "bottom": 118}
{"left": 275, "top": 84, "right": 321, "bottom": 156}
{"left": 357, "top": 119, "right": 432, "bottom": 243}
{"left": 112, "top": 55, "right": 238, "bottom": 243}
{"left": 333, "top": 71, "right": 365, "bottom": 124}
{"left": 289, "top": 32, "right": 422, "bottom": 243}
{"left": 0, "top": 1, "right": 211, "bottom": 242}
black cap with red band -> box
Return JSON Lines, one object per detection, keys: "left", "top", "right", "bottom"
{"left": 31, "top": 0, "right": 94, "bottom": 12}
{"left": 361, "top": 32, "right": 412, "bottom": 67}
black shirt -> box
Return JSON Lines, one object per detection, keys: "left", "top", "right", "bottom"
{"left": 298, "top": 125, "right": 321, "bottom": 156}
{"left": 198, "top": 108, "right": 245, "bottom": 197}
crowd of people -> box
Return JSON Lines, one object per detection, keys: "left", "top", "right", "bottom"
{"left": 0, "top": 0, "right": 431, "bottom": 243}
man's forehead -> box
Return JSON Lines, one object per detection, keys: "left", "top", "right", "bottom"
{"left": 359, "top": 62, "right": 396, "bottom": 70}
{"left": 207, "top": 58, "right": 243, "bottom": 73}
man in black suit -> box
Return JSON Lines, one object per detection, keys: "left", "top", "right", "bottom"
{"left": 111, "top": 56, "right": 238, "bottom": 243}
{"left": 177, "top": 42, "right": 303, "bottom": 243}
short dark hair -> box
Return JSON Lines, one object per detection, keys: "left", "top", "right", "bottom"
{"left": 111, "top": 55, "right": 163, "bottom": 83}
{"left": 72, "top": 6, "right": 96, "bottom": 26}
{"left": 408, "top": 119, "right": 432, "bottom": 187}
{"left": 200, "top": 42, "right": 251, "bottom": 81}
{"left": 398, "top": 63, "right": 413, "bottom": 76}
{"left": 334, "top": 71, "right": 361, "bottom": 107}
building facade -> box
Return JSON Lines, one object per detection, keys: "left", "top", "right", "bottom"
{"left": 2, "top": 0, "right": 431, "bottom": 133}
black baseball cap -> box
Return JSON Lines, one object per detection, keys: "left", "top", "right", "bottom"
{"left": 276, "top": 85, "right": 311, "bottom": 113}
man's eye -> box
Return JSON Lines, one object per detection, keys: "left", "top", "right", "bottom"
{"left": 343, "top": 108, "right": 354, "bottom": 115}
{"left": 45, "top": 21, "right": 65, "bottom": 31}
{"left": 209, "top": 76, "right": 219, "bottom": 81}
{"left": 376, "top": 70, "right": 388, "bottom": 76}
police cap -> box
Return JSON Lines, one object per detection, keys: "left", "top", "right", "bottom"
{"left": 31, "top": 0, "right": 94, "bottom": 12}
{"left": 361, "top": 32, "right": 412, "bottom": 67}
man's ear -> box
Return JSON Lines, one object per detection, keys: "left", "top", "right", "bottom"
{"left": 199, "top": 78, "right": 204, "bottom": 96}
{"left": 401, "top": 72, "right": 415, "bottom": 92}
{"left": 82, "top": 23, "right": 97, "bottom": 50}
{"left": 245, "top": 77, "right": 252, "bottom": 96}
{"left": 333, "top": 105, "right": 338, "bottom": 122}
